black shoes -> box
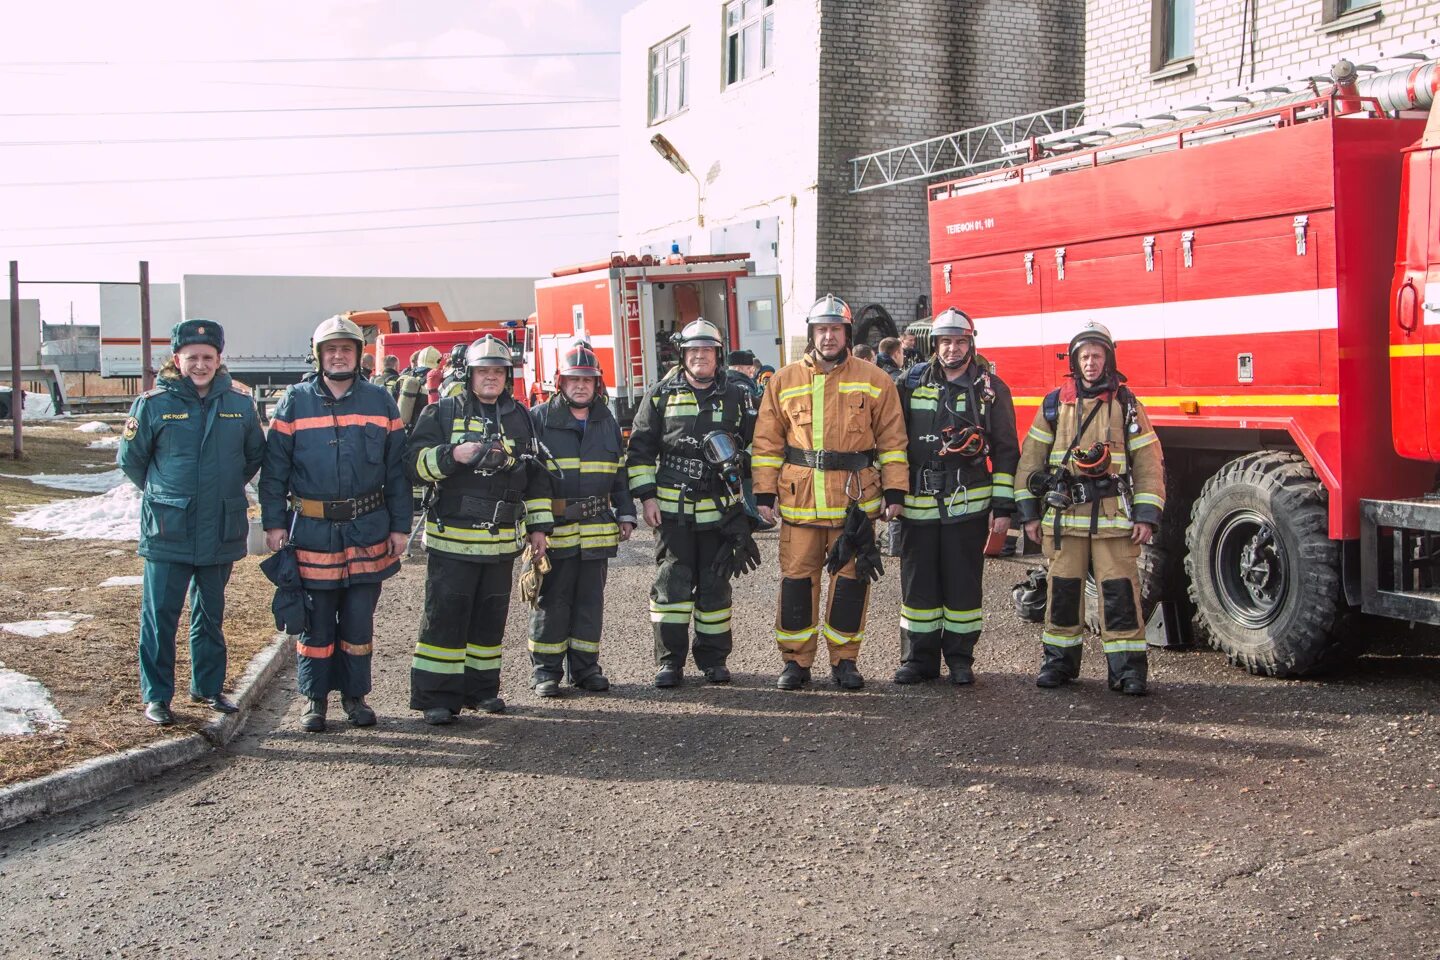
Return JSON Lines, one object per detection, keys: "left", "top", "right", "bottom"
{"left": 574, "top": 673, "right": 610, "bottom": 692}
{"left": 144, "top": 701, "right": 174, "bottom": 726}
{"left": 190, "top": 692, "right": 239, "bottom": 714}
{"left": 477, "top": 697, "right": 506, "bottom": 714}
{"left": 1118, "top": 677, "right": 1147, "bottom": 696}
{"left": 949, "top": 663, "right": 975, "bottom": 686}
{"left": 341, "top": 696, "right": 377, "bottom": 727}
{"left": 776, "top": 662, "right": 811, "bottom": 690}
{"left": 655, "top": 665, "right": 684, "bottom": 688}
{"left": 831, "top": 660, "right": 865, "bottom": 690}
{"left": 301, "top": 698, "right": 328, "bottom": 733}
{"left": 893, "top": 663, "right": 937, "bottom": 685}
{"left": 423, "top": 707, "right": 455, "bottom": 726}
{"left": 1035, "top": 667, "right": 1073, "bottom": 688}
{"left": 535, "top": 679, "right": 562, "bottom": 698}
{"left": 702, "top": 665, "right": 732, "bottom": 684}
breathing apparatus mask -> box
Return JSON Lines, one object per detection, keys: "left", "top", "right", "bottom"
{"left": 701, "top": 430, "right": 745, "bottom": 493}
{"left": 938, "top": 424, "right": 988, "bottom": 460}
{"left": 1028, "top": 469, "right": 1074, "bottom": 511}
{"left": 467, "top": 435, "right": 518, "bottom": 476}
{"left": 1069, "top": 440, "right": 1113, "bottom": 478}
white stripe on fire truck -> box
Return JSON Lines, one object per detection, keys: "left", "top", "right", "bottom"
{"left": 975, "top": 287, "right": 1338, "bottom": 349}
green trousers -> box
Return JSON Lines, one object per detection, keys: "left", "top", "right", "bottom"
{"left": 139, "top": 559, "right": 233, "bottom": 704}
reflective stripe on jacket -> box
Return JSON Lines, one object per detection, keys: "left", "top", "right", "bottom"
{"left": 531, "top": 396, "right": 635, "bottom": 559}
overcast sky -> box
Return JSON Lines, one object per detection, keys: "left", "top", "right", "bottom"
{"left": 3, "top": 0, "right": 635, "bottom": 324}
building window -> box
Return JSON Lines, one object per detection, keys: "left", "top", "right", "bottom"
{"left": 1151, "top": 0, "right": 1195, "bottom": 71}
{"left": 725, "top": 0, "right": 775, "bottom": 87}
{"left": 1323, "top": 0, "right": 1381, "bottom": 22}
{"left": 649, "top": 31, "right": 689, "bottom": 124}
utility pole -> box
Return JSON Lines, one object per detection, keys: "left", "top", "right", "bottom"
{"left": 139, "top": 260, "right": 153, "bottom": 391}
{"left": 9, "top": 260, "right": 22, "bottom": 459}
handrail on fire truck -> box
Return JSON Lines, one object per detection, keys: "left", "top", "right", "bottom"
{"left": 849, "top": 45, "right": 1438, "bottom": 194}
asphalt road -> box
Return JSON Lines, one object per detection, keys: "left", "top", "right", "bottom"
{"left": 1, "top": 526, "right": 1437, "bottom": 960}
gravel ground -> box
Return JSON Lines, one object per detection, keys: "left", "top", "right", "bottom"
{"left": 1, "top": 525, "right": 1437, "bottom": 960}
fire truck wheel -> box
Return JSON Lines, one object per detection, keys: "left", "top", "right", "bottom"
{"left": 1184, "top": 451, "right": 1343, "bottom": 677}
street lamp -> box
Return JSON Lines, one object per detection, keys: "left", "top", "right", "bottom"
{"left": 650, "top": 133, "right": 705, "bottom": 227}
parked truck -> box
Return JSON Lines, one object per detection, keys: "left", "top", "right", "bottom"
{"left": 921, "top": 55, "right": 1440, "bottom": 676}
{"left": 523, "top": 252, "right": 783, "bottom": 423}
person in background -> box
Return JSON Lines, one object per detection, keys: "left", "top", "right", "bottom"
{"left": 852, "top": 343, "right": 876, "bottom": 362}
{"left": 360, "top": 354, "right": 376, "bottom": 381}
{"left": 725, "top": 349, "right": 772, "bottom": 530}
{"left": 374, "top": 355, "right": 401, "bottom": 393}
{"left": 876, "top": 337, "right": 903, "bottom": 382}
{"left": 119, "top": 320, "right": 265, "bottom": 726}
{"left": 901, "top": 332, "right": 920, "bottom": 367}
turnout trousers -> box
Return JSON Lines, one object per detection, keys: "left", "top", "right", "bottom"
{"left": 898, "top": 518, "right": 987, "bottom": 677}
{"left": 1041, "top": 533, "right": 1147, "bottom": 687}
{"left": 297, "top": 582, "right": 382, "bottom": 699}
{"left": 649, "top": 522, "right": 732, "bottom": 670}
{"left": 410, "top": 552, "right": 515, "bottom": 712}
{"left": 139, "top": 559, "right": 233, "bottom": 704}
{"left": 529, "top": 555, "right": 608, "bottom": 684}
{"left": 774, "top": 522, "right": 870, "bottom": 668}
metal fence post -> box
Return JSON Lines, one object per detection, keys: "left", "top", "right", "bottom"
{"left": 9, "top": 260, "right": 21, "bottom": 458}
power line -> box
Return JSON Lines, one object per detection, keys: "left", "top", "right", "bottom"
{"left": 6, "top": 209, "right": 619, "bottom": 247}
{"left": 0, "top": 153, "right": 618, "bottom": 188}
{"left": 0, "top": 98, "right": 617, "bottom": 118}
{"left": 2, "top": 192, "right": 617, "bottom": 231}
{"left": 0, "top": 51, "right": 620, "bottom": 67}
{"left": 0, "top": 122, "right": 619, "bottom": 148}
{"left": 194, "top": 77, "right": 617, "bottom": 100}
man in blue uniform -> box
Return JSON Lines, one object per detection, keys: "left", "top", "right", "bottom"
{"left": 118, "top": 320, "right": 265, "bottom": 725}
{"left": 260, "top": 315, "right": 412, "bottom": 733}
{"left": 527, "top": 343, "right": 636, "bottom": 696}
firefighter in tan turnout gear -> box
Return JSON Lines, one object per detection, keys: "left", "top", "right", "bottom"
{"left": 1016, "top": 321, "right": 1165, "bottom": 695}
{"left": 752, "top": 295, "right": 909, "bottom": 691}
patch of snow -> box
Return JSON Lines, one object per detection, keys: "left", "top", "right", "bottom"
{"left": 0, "top": 662, "right": 67, "bottom": 736}
{"left": 42, "top": 587, "right": 70, "bottom": 593}
{"left": 1, "top": 469, "right": 126, "bottom": 493}
{"left": 22, "top": 393, "right": 55, "bottom": 420}
{"left": 75, "top": 421, "right": 112, "bottom": 434}
{"left": 98, "top": 575, "right": 144, "bottom": 587}
{"left": 39, "top": 611, "right": 92, "bottom": 621}
{"left": 11, "top": 485, "right": 141, "bottom": 542}
{"left": 1, "top": 619, "right": 81, "bottom": 638}
{"left": 87, "top": 436, "right": 120, "bottom": 450}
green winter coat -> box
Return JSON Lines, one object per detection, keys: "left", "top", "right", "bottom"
{"left": 118, "top": 367, "right": 265, "bottom": 565}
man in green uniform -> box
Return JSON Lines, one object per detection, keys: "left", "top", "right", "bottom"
{"left": 118, "top": 320, "right": 265, "bottom": 725}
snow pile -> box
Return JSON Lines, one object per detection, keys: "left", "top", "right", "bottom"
{"left": 23, "top": 393, "right": 55, "bottom": 420}
{"left": 2, "top": 469, "right": 127, "bottom": 493}
{"left": 98, "top": 575, "right": 144, "bottom": 587}
{"left": 0, "top": 663, "right": 67, "bottom": 736}
{"left": 2, "top": 619, "right": 82, "bottom": 638}
{"left": 11, "top": 484, "right": 141, "bottom": 541}
{"left": 87, "top": 436, "right": 121, "bottom": 450}
{"left": 75, "top": 421, "right": 112, "bottom": 434}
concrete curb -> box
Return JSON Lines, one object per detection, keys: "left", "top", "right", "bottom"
{"left": 0, "top": 632, "right": 293, "bottom": 833}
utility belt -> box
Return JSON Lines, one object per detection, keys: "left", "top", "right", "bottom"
{"left": 783, "top": 447, "right": 875, "bottom": 472}
{"left": 436, "top": 491, "right": 525, "bottom": 525}
{"left": 660, "top": 452, "right": 714, "bottom": 483}
{"left": 912, "top": 459, "right": 986, "bottom": 497}
{"left": 554, "top": 495, "right": 612, "bottom": 521}
{"left": 290, "top": 490, "right": 385, "bottom": 522}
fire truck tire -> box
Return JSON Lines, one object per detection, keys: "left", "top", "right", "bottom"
{"left": 1184, "top": 451, "right": 1343, "bottom": 677}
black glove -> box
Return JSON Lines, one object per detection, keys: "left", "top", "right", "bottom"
{"left": 853, "top": 513, "right": 885, "bottom": 584}
{"left": 711, "top": 501, "right": 762, "bottom": 580}
{"left": 826, "top": 503, "right": 884, "bottom": 580}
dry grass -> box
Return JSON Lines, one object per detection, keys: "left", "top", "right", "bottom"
{"left": 0, "top": 422, "right": 277, "bottom": 787}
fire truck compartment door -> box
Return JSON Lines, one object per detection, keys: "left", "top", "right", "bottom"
{"left": 735, "top": 275, "right": 782, "bottom": 371}
{"left": 1042, "top": 251, "right": 1165, "bottom": 386}
{"left": 1391, "top": 149, "right": 1432, "bottom": 461}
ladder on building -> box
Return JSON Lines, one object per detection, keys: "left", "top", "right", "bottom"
{"left": 620, "top": 280, "right": 647, "bottom": 394}
{"left": 850, "top": 46, "right": 1438, "bottom": 193}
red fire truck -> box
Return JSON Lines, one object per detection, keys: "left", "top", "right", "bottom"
{"left": 924, "top": 57, "right": 1439, "bottom": 676}
{"left": 522, "top": 252, "right": 784, "bottom": 422}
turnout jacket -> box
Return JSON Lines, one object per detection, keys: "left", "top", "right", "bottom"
{"left": 259, "top": 374, "right": 412, "bottom": 587}
{"left": 119, "top": 367, "right": 265, "bottom": 566}
{"left": 899, "top": 358, "right": 1019, "bottom": 525}
{"left": 407, "top": 390, "right": 554, "bottom": 562}
{"left": 531, "top": 396, "right": 635, "bottom": 560}
{"left": 751, "top": 352, "right": 909, "bottom": 526}
{"left": 625, "top": 370, "right": 756, "bottom": 530}
{"left": 1014, "top": 378, "right": 1165, "bottom": 538}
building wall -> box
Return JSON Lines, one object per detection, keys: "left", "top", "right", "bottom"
{"left": 618, "top": 0, "right": 823, "bottom": 353}
{"left": 815, "top": 0, "right": 1085, "bottom": 350}
{"left": 1086, "top": 0, "right": 1439, "bottom": 127}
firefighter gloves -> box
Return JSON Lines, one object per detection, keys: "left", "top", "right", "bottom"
{"left": 826, "top": 503, "right": 885, "bottom": 583}
{"left": 711, "top": 502, "right": 762, "bottom": 580}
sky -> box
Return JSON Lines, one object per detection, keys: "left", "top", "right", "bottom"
{"left": 2, "top": 0, "right": 639, "bottom": 325}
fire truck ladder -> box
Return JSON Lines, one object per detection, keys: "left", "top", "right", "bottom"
{"left": 620, "top": 280, "right": 647, "bottom": 393}
{"left": 850, "top": 47, "right": 1438, "bottom": 193}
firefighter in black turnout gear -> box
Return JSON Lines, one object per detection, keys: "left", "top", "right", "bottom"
{"left": 527, "top": 344, "right": 637, "bottom": 696}
{"left": 438, "top": 343, "right": 468, "bottom": 399}
{"left": 895, "top": 308, "right": 1019, "bottom": 685}
{"left": 626, "top": 319, "right": 757, "bottom": 688}
{"left": 406, "top": 335, "right": 554, "bottom": 725}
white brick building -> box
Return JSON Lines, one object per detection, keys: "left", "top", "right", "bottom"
{"left": 1086, "top": 0, "right": 1439, "bottom": 127}
{"left": 618, "top": 0, "right": 1084, "bottom": 365}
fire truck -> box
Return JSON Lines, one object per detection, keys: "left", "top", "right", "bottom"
{"left": 916, "top": 55, "right": 1440, "bottom": 677}
{"left": 348, "top": 302, "right": 526, "bottom": 373}
{"left": 523, "top": 252, "right": 783, "bottom": 422}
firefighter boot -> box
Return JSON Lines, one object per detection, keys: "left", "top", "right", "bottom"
{"left": 776, "top": 661, "right": 811, "bottom": 690}
{"left": 703, "top": 665, "right": 732, "bottom": 684}
{"left": 300, "top": 698, "right": 328, "bottom": 733}
{"left": 1106, "top": 651, "right": 1149, "bottom": 696}
{"left": 832, "top": 660, "right": 865, "bottom": 691}
{"left": 477, "top": 698, "right": 507, "bottom": 714}
{"left": 1035, "top": 645, "right": 1082, "bottom": 689}
{"left": 341, "top": 695, "right": 377, "bottom": 727}
{"left": 423, "top": 707, "right": 455, "bottom": 726}
{"left": 574, "top": 672, "right": 610, "bottom": 692}
{"left": 655, "top": 664, "right": 684, "bottom": 688}
{"left": 893, "top": 662, "right": 938, "bottom": 685}
{"left": 944, "top": 637, "right": 978, "bottom": 686}
{"left": 534, "top": 680, "right": 562, "bottom": 698}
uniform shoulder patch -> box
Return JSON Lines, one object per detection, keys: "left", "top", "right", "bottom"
{"left": 229, "top": 381, "right": 252, "bottom": 396}
{"left": 141, "top": 386, "right": 166, "bottom": 399}
{"left": 122, "top": 416, "right": 139, "bottom": 440}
